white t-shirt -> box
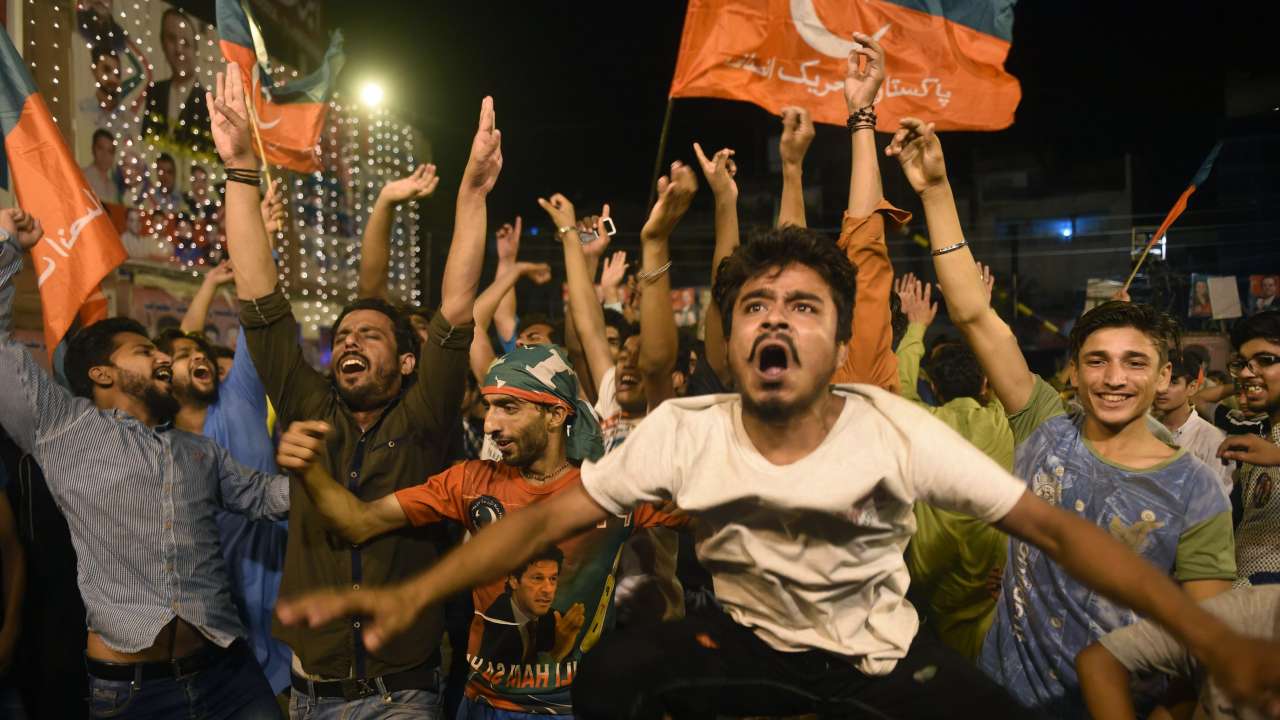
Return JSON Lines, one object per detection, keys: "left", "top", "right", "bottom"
{"left": 580, "top": 384, "right": 1026, "bottom": 675}
{"left": 1168, "top": 411, "right": 1234, "bottom": 494}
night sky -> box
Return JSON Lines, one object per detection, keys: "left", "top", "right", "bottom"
{"left": 323, "top": 1, "right": 1280, "bottom": 303}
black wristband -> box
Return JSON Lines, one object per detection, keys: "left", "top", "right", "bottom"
{"left": 847, "top": 107, "right": 877, "bottom": 133}
{"left": 226, "top": 174, "right": 261, "bottom": 188}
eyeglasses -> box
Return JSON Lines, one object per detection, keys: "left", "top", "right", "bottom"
{"left": 1228, "top": 352, "right": 1280, "bottom": 377}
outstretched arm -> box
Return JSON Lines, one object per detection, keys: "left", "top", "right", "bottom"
{"left": 207, "top": 63, "right": 277, "bottom": 301}
{"left": 181, "top": 261, "right": 234, "bottom": 333}
{"left": 441, "top": 99, "right": 503, "bottom": 326}
{"left": 278, "top": 481, "right": 610, "bottom": 652}
{"left": 357, "top": 164, "right": 440, "bottom": 300}
{"left": 491, "top": 217, "right": 522, "bottom": 345}
{"left": 276, "top": 421, "right": 408, "bottom": 544}
{"left": 887, "top": 118, "right": 1036, "bottom": 413}
{"left": 539, "top": 196, "right": 614, "bottom": 391}
{"left": 469, "top": 261, "right": 552, "bottom": 382}
{"left": 777, "top": 107, "right": 814, "bottom": 228}
{"left": 637, "top": 161, "right": 698, "bottom": 407}
{"left": 693, "top": 143, "right": 739, "bottom": 387}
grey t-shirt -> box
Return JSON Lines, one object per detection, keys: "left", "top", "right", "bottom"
{"left": 1099, "top": 586, "right": 1280, "bottom": 719}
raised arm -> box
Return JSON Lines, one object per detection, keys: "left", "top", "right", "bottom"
{"left": 777, "top": 107, "right": 814, "bottom": 228}
{"left": 181, "top": 260, "right": 234, "bottom": 333}
{"left": 894, "top": 273, "right": 937, "bottom": 402}
{"left": 469, "top": 261, "right": 552, "bottom": 383}
{"left": 207, "top": 63, "right": 276, "bottom": 300}
{"left": 831, "top": 33, "right": 900, "bottom": 390}
{"left": 637, "top": 161, "right": 698, "bottom": 407}
{"left": 538, "top": 195, "right": 614, "bottom": 390}
{"left": 887, "top": 119, "right": 1036, "bottom": 413}
{"left": 492, "top": 217, "right": 522, "bottom": 344}
{"left": 996, "top": 492, "right": 1280, "bottom": 712}
{"left": 278, "top": 481, "right": 610, "bottom": 653}
{"left": 276, "top": 421, "right": 409, "bottom": 544}
{"left": 693, "top": 143, "right": 739, "bottom": 387}
{"left": 356, "top": 164, "right": 440, "bottom": 300}
{"left": 441, "top": 98, "right": 502, "bottom": 326}
{"left": 599, "top": 250, "right": 629, "bottom": 310}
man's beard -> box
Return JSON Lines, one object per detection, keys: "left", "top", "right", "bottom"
{"left": 336, "top": 366, "right": 399, "bottom": 412}
{"left": 173, "top": 376, "right": 218, "bottom": 409}
{"left": 496, "top": 423, "right": 550, "bottom": 470}
{"left": 119, "top": 368, "right": 180, "bottom": 421}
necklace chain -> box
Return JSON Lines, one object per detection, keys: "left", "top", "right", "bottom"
{"left": 522, "top": 460, "right": 569, "bottom": 483}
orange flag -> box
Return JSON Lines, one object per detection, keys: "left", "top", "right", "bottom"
{"left": 669, "top": 0, "right": 1021, "bottom": 131}
{"left": 0, "top": 28, "right": 125, "bottom": 357}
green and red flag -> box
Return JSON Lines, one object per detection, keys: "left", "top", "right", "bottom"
{"left": 0, "top": 26, "right": 124, "bottom": 358}
{"left": 216, "top": 0, "right": 345, "bottom": 173}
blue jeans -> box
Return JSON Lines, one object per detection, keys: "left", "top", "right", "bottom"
{"left": 87, "top": 641, "right": 280, "bottom": 719}
{"left": 289, "top": 681, "right": 443, "bottom": 720}
{"left": 456, "top": 695, "right": 571, "bottom": 720}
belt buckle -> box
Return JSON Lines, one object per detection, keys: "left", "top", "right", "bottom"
{"left": 341, "top": 678, "right": 380, "bottom": 702}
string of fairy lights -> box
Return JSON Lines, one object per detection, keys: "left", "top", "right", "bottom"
{"left": 25, "top": 0, "right": 422, "bottom": 335}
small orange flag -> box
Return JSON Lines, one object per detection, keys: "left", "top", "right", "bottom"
{"left": 669, "top": 0, "right": 1021, "bottom": 131}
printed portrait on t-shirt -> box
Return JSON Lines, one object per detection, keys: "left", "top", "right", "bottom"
{"left": 475, "top": 545, "right": 586, "bottom": 667}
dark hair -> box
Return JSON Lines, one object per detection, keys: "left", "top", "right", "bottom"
{"left": 90, "top": 43, "right": 116, "bottom": 65}
{"left": 512, "top": 545, "right": 564, "bottom": 580}
{"left": 156, "top": 153, "right": 176, "bottom": 169}
{"left": 332, "top": 298, "right": 419, "bottom": 358}
{"left": 890, "top": 292, "right": 907, "bottom": 350}
{"left": 518, "top": 313, "right": 562, "bottom": 345}
{"left": 152, "top": 328, "right": 213, "bottom": 361}
{"left": 1068, "top": 301, "right": 1179, "bottom": 364}
{"left": 713, "top": 225, "right": 856, "bottom": 343}
{"left": 1167, "top": 348, "right": 1203, "bottom": 383}
{"left": 1230, "top": 310, "right": 1280, "bottom": 351}
{"left": 602, "top": 308, "right": 634, "bottom": 344}
{"left": 91, "top": 128, "right": 114, "bottom": 148}
{"left": 674, "top": 334, "right": 696, "bottom": 378}
{"left": 926, "top": 343, "right": 986, "bottom": 402}
{"left": 64, "top": 317, "right": 149, "bottom": 398}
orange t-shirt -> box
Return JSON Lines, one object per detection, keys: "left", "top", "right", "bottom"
{"left": 394, "top": 460, "right": 684, "bottom": 713}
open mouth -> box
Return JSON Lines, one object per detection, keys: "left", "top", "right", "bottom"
{"left": 1093, "top": 391, "right": 1133, "bottom": 407}
{"left": 153, "top": 366, "right": 172, "bottom": 383}
{"left": 1242, "top": 382, "right": 1266, "bottom": 400}
{"left": 338, "top": 353, "right": 369, "bottom": 376}
{"left": 757, "top": 343, "right": 790, "bottom": 380}
{"left": 492, "top": 436, "right": 515, "bottom": 454}
{"left": 192, "top": 365, "right": 212, "bottom": 382}
{"left": 616, "top": 370, "right": 641, "bottom": 391}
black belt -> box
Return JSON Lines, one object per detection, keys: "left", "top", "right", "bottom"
{"left": 291, "top": 663, "right": 440, "bottom": 702}
{"left": 85, "top": 640, "right": 239, "bottom": 682}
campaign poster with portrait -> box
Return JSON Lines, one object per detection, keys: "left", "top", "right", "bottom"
{"left": 1249, "top": 275, "right": 1280, "bottom": 315}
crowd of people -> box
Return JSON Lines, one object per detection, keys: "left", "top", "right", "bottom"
{"left": 0, "top": 33, "right": 1278, "bottom": 720}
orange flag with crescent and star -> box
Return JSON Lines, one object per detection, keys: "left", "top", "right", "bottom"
{"left": 670, "top": 0, "right": 1021, "bottom": 131}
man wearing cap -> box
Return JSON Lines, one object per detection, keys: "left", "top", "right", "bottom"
{"left": 275, "top": 345, "right": 686, "bottom": 717}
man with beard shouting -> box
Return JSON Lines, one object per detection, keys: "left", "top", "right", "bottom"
{"left": 209, "top": 62, "right": 492, "bottom": 717}
{"left": 273, "top": 344, "right": 685, "bottom": 718}
{"left": 279, "top": 223, "right": 1280, "bottom": 718}
{"left": 0, "top": 205, "right": 289, "bottom": 718}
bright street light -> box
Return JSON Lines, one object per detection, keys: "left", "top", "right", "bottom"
{"left": 360, "top": 81, "right": 385, "bottom": 108}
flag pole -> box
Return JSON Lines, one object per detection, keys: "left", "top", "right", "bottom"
{"left": 246, "top": 64, "right": 277, "bottom": 194}
{"left": 647, "top": 98, "right": 675, "bottom": 208}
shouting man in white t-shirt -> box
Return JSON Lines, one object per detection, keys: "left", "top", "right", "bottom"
{"left": 278, "top": 219, "right": 1280, "bottom": 717}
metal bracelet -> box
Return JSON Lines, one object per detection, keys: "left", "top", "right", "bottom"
{"left": 930, "top": 240, "right": 969, "bottom": 257}
{"left": 636, "top": 260, "right": 672, "bottom": 284}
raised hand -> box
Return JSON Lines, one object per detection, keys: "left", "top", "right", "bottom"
{"left": 536, "top": 193, "right": 577, "bottom": 235}
{"left": 844, "top": 31, "right": 886, "bottom": 112}
{"left": 495, "top": 216, "right": 522, "bottom": 265}
{"left": 260, "top": 178, "right": 286, "bottom": 235}
{"left": 896, "top": 272, "right": 938, "bottom": 326}
{"left": 692, "top": 143, "right": 737, "bottom": 199}
{"left": 583, "top": 207, "right": 613, "bottom": 260}
{"left": 275, "top": 420, "right": 332, "bottom": 474}
{"left": 517, "top": 261, "right": 552, "bottom": 285}
{"left": 0, "top": 208, "right": 43, "bottom": 251}
{"left": 551, "top": 602, "right": 586, "bottom": 661}
{"left": 779, "top": 107, "right": 815, "bottom": 166}
{"left": 642, "top": 161, "right": 698, "bottom": 241}
{"left": 885, "top": 117, "right": 948, "bottom": 194}
{"left": 207, "top": 62, "right": 256, "bottom": 168}
{"left": 462, "top": 97, "right": 502, "bottom": 194}
{"left": 600, "top": 251, "right": 629, "bottom": 294}
{"left": 203, "top": 260, "right": 235, "bottom": 287}
{"left": 978, "top": 262, "right": 995, "bottom": 305}
{"left": 381, "top": 164, "right": 440, "bottom": 205}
